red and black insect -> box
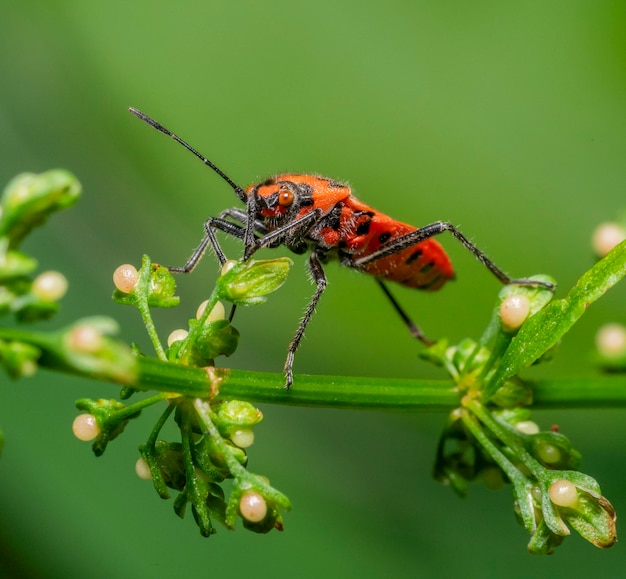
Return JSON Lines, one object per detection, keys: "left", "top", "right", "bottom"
{"left": 129, "top": 108, "right": 554, "bottom": 388}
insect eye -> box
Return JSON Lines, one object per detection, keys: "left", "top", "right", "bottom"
{"left": 278, "top": 189, "right": 294, "bottom": 207}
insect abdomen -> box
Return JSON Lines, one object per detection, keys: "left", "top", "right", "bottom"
{"left": 364, "top": 237, "right": 455, "bottom": 290}
{"left": 345, "top": 213, "right": 455, "bottom": 290}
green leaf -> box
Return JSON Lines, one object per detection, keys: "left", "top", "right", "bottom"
{"left": 559, "top": 491, "right": 617, "bottom": 549}
{"left": 216, "top": 258, "right": 292, "bottom": 306}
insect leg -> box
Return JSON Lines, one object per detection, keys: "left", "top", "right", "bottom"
{"left": 376, "top": 279, "right": 433, "bottom": 344}
{"left": 243, "top": 208, "right": 324, "bottom": 260}
{"left": 167, "top": 211, "right": 264, "bottom": 320}
{"left": 220, "top": 208, "right": 269, "bottom": 235}
{"left": 354, "top": 221, "right": 555, "bottom": 290}
{"left": 168, "top": 205, "right": 271, "bottom": 272}
{"left": 168, "top": 217, "right": 247, "bottom": 272}
{"left": 283, "top": 250, "right": 328, "bottom": 389}
{"left": 242, "top": 191, "right": 260, "bottom": 259}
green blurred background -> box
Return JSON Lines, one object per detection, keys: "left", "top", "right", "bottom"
{"left": 1, "top": 1, "right": 626, "bottom": 577}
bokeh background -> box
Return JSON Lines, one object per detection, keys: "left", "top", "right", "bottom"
{"left": 1, "top": 1, "right": 626, "bottom": 577}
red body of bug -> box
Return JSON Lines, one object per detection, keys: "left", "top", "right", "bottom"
{"left": 129, "top": 108, "right": 554, "bottom": 388}
{"left": 249, "top": 173, "right": 455, "bottom": 291}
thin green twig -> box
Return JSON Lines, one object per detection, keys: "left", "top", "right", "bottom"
{"left": 134, "top": 360, "right": 626, "bottom": 410}
{"left": 3, "top": 317, "right": 626, "bottom": 409}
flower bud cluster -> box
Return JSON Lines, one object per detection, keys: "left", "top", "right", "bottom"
{"left": 428, "top": 269, "right": 616, "bottom": 553}
{"left": 130, "top": 397, "right": 286, "bottom": 536}
{"left": 0, "top": 172, "right": 82, "bottom": 377}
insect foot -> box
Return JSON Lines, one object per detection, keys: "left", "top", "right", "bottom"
{"left": 508, "top": 276, "right": 557, "bottom": 292}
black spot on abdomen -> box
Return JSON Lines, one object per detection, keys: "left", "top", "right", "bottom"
{"left": 405, "top": 249, "right": 422, "bottom": 265}
{"left": 378, "top": 232, "right": 392, "bottom": 244}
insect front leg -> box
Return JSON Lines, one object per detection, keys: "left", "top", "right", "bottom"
{"left": 167, "top": 211, "right": 267, "bottom": 324}
{"left": 168, "top": 216, "right": 247, "bottom": 272}
{"left": 220, "top": 208, "right": 269, "bottom": 236}
{"left": 355, "top": 221, "right": 556, "bottom": 291}
{"left": 168, "top": 207, "right": 270, "bottom": 272}
{"left": 243, "top": 208, "right": 324, "bottom": 260}
{"left": 283, "top": 250, "right": 328, "bottom": 389}
{"left": 242, "top": 190, "right": 260, "bottom": 259}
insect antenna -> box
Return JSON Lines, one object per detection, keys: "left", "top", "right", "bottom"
{"left": 129, "top": 107, "right": 247, "bottom": 203}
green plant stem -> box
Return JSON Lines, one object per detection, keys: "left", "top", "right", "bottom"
{"left": 116, "top": 391, "right": 171, "bottom": 419}
{"left": 467, "top": 399, "right": 545, "bottom": 479}
{"left": 219, "top": 371, "right": 459, "bottom": 409}
{"left": 460, "top": 404, "right": 539, "bottom": 534}
{"left": 459, "top": 406, "right": 526, "bottom": 483}
{"left": 134, "top": 256, "right": 167, "bottom": 361}
{"left": 3, "top": 319, "right": 626, "bottom": 408}
{"left": 147, "top": 401, "right": 176, "bottom": 447}
{"left": 176, "top": 288, "right": 220, "bottom": 364}
{"left": 193, "top": 399, "right": 255, "bottom": 481}
{"left": 217, "top": 371, "right": 626, "bottom": 410}
{"left": 134, "top": 362, "right": 626, "bottom": 410}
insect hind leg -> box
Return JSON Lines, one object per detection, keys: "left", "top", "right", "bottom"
{"left": 376, "top": 279, "right": 433, "bottom": 345}
{"left": 356, "top": 221, "right": 556, "bottom": 291}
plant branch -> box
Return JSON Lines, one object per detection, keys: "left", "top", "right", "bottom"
{"left": 2, "top": 317, "right": 625, "bottom": 409}
{"left": 45, "top": 349, "right": 626, "bottom": 410}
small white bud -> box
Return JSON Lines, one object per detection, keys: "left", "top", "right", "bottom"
{"left": 230, "top": 428, "right": 255, "bottom": 448}
{"left": 196, "top": 300, "right": 225, "bottom": 322}
{"left": 167, "top": 329, "right": 189, "bottom": 346}
{"left": 67, "top": 325, "right": 102, "bottom": 352}
{"left": 592, "top": 222, "right": 626, "bottom": 257}
{"left": 113, "top": 264, "right": 139, "bottom": 293}
{"left": 32, "top": 271, "right": 68, "bottom": 301}
{"left": 549, "top": 479, "right": 579, "bottom": 507}
{"left": 72, "top": 414, "right": 100, "bottom": 441}
{"left": 536, "top": 443, "right": 561, "bottom": 465}
{"left": 239, "top": 491, "right": 267, "bottom": 523}
{"left": 220, "top": 260, "right": 238, "bottom": 276}
{"left": 515, "top": 420, "right": 540, "bottom": 435}
{"left": 596, "top": 323, "right": 626, "bottom": 357}
{"left": 135, "top": 458, "right": 152, "bottom": 480}
{"left": 500, "top": 294, "right": 531, "bottom": 330}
